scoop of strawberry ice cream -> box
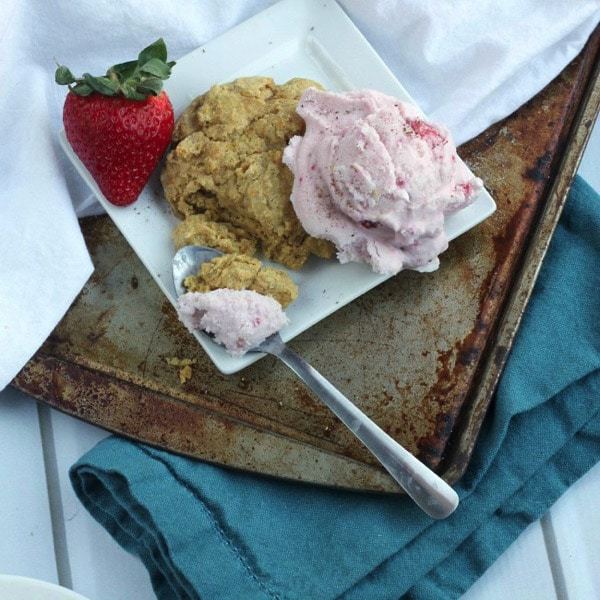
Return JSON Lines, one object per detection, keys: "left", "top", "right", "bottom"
{"left": 283, "top": 88, "right": 482, "bottom": 274}
{"left": 177, "top": 289, "right": 288, "bottom": 356}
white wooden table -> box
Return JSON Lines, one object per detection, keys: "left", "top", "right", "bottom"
{"left": 1, "top": 123, "right": 599, "bottom": 600}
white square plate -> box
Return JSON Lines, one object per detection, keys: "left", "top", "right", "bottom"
{"left": 60, "top": 0, "right": 496, "bottom": 374}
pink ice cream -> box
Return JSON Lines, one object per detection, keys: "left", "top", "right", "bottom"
{"left": 283, "top": 88, "right": 483, "bottom": 274}
{"left": 177, "top": 289, "right": 288, "bottom": 356}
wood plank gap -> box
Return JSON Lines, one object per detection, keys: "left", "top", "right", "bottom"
{"left": 37, "top": 403, "right": 74, "bottom": 590}
{"left": 541, "top": 512, "right": 570, "bottom": 600}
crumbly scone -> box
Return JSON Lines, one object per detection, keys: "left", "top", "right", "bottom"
{"left": 172, "top": 214, "right": 257, "bottom": 255}
{"left": 184, "top": 254, "right": 298, "bottom": 308}
{"left": 161, "top": 76, "right": 334, "bottom": 269}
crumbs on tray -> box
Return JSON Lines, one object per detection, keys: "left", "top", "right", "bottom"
{"left": 165, "top": 357, "right": 197, "bottom": 384}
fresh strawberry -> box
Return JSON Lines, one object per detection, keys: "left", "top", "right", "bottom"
{"left": 62, "top": 91, "right": 174, "bottom": 205}
{"left": 55, "top": 38, "right": 175, "bottom": 206}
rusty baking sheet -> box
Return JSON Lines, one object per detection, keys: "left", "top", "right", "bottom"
{"left": 13, "top": 29, "right": 600, "bottom": 492}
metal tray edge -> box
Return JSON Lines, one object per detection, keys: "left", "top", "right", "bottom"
{"left": 439, "top": 50, "right": 600, "bottom": 485}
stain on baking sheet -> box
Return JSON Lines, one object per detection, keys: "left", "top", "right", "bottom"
{"left": 13, "top": 28, "right": 600, "bottom": 492}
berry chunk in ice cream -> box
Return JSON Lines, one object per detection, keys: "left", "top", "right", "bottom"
{"left": 283, "top": 88, "right": 483, "bottom": 274}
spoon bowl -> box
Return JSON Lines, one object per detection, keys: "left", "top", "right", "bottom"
{"left": 172, "top": 246, "right": 223, "bottom": 297}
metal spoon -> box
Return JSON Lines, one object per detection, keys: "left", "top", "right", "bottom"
{"left": 173, "top": 245, "right": 459, "bottom": 519}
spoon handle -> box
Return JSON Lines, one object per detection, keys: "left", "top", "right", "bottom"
{"left": 274, "top": 343, "right": 459, "bottom": 519}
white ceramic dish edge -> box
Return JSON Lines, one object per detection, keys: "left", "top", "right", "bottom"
{"left": 59, "top": 0, "right": 496, "bottom": 374}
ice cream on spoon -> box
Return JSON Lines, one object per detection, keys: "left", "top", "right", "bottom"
{"left": 177, "top": 288, "right": 288, "bottom": 356}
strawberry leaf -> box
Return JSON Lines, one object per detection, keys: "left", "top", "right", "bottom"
{"left": 137, "top": 77, "right": 163, "bottom": 96}
{"left": 56, "top": 38, "right": 174, "bottom": 100}
{"left": 107, "top": 60, "right": 138, "bottom": 80}
{"left": 121, "top": 80, "right": 147, "bottom": 101}
{"left": 83, "top": 74, "right": 119, "bottom": 96}
{"left": 71, "top": 82, "right": 94, "bottom": 96}
{"left": 55, "top": 65, "right": 76, "bottom": 85}
{"left": 139, "top": 57, "right": 171, "bottom": 79}
{"left": 138, "top": 38, "right": 167, "bottom": 65}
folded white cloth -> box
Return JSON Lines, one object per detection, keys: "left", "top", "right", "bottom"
{"left": 1, "top": 0, "right": 598, "bottom": 389}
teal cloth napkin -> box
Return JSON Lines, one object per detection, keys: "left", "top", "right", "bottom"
{"left": 71, "top": 176, "right": 600, "bottom": 600}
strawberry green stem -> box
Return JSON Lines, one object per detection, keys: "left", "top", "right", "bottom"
{"left": 55, "top": 38, "right": 175, "bottom": 100}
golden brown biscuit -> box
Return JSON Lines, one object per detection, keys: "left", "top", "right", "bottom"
{"left": 162, "top": 76, "right": 335, "bottom": 269}
{"left": 184, "top": 254, "right": 298, "bottom": 308}
{"left": 172, "top": 214, "right": 257, "bottom": 256}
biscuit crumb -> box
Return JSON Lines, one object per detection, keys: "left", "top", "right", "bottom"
{"left": 178, "top": 365, "right": 193, "bottom": 384}
{"left": 184, "top": 253, "right": 298, "bottom": 307}
{"left": 165, "top": 357, "right": 197, "bottom": 384}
